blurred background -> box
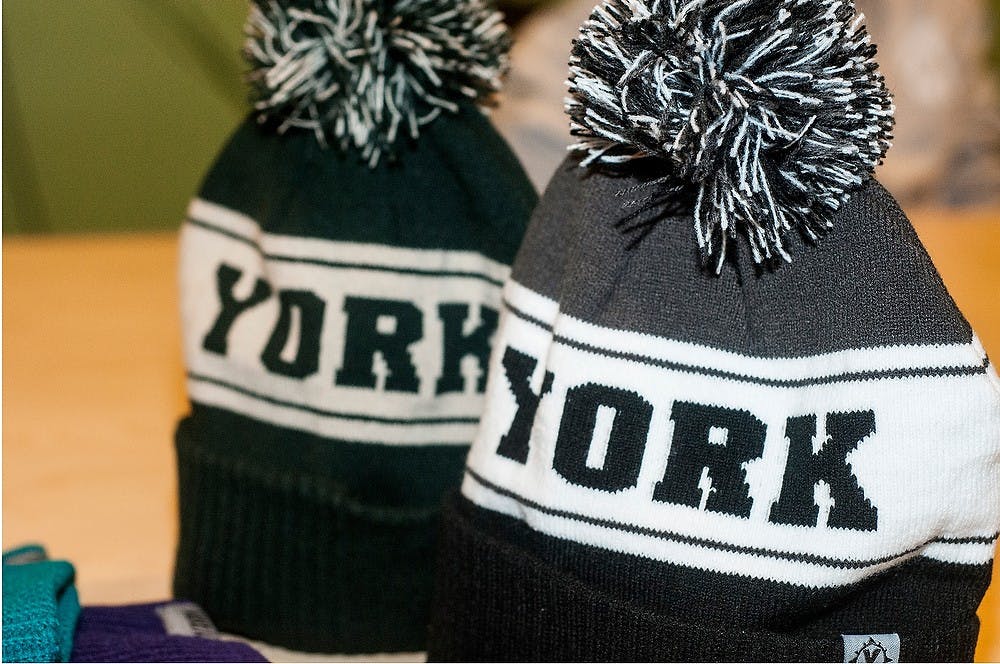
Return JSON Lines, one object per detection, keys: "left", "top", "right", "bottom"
{"left": 3, "top": 0, "right": 999, "bottom": 233}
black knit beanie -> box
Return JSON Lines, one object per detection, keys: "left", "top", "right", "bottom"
{"left": 172, "top": 0, "right": 536, "bottom": 653}
{"left": 428, "top": 0, "right": 1000, "bottom": 661}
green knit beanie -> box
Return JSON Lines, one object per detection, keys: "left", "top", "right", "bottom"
{"left": 171, "top": 0, "right": 536, "bottom": 653}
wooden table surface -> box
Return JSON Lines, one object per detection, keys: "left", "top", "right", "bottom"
{"left": 4, "top": 212, "right": 1000, "bottom": 661}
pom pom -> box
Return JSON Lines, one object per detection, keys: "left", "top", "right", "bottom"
{"left": 245, "top": 0, "right": 510, "bottom": 165}
{"left": 566, "top": 0, "right": 895, "bottom": 270}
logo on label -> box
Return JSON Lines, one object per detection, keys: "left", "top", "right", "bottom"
{"left": 156, "top": 602, "right": 219, "bottom": 638}
{"left": 843, "top": 634, "right": 900, "bottom": 663}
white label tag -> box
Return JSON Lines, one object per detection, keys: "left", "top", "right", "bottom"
{"left": 842, "top": 633, "right": 900, "bottom": 663}
{"left": 156, "top": 602, "right": 219, "bottom": 638}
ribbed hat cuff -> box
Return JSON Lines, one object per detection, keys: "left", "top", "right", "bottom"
{"left": 173, "top": 418, "right": 438, "bottom": 653}
{"left": 428, "top": 494, "right": 980, "bottom": 662}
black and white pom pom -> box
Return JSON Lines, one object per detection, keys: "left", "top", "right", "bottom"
{"left": 245, "top": 0, "right": 510, "bottom": 166}
{"left": 566, "top": 0, "right": 895, "bottom": 270}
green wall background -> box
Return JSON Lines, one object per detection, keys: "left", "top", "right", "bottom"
{"left": 3, "top": 1, "right": 251, "bottom": 234}
{"left": 4, "top": 1, "right": 999, "bottom": 234}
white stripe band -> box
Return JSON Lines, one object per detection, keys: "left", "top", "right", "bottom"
{"left": 180, "top": 201, "right": 509, "bottom": 446}
{"left": 463, "top": 281, "right": 1000, "bottom": 586}
{"left": 187, "top": 198, "right": 511, "bottom": 284}
{"left": 503, "top": 280, "right": 990, "bottom": 383}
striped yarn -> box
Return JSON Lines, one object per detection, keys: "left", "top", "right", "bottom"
{"left": 566, "top": 0, "right": 895, "bottom": 270}
{"left": 245, "top": 0, "right": 510, "bottom": 166}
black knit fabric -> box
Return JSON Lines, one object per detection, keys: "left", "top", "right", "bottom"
{"left": 174, "top": 409, "right": 458, "bottom": 653}
{"left": 431, "top": 3, "right": 997, "bottom": 654}
{"left": 426, "top": 153, "right": 1000, "bottom": 661}
{"left": 512, "top": 158, "right": 973, "bottom": 356}
{"left": 429, "top": 496, "right": 985, "bottom": 662}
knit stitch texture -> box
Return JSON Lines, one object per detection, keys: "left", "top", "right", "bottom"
{"left": 2, "top": 546, "right": 80, "bottom": 663}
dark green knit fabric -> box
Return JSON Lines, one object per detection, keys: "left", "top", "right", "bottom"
{"left": 174, "top": 102, "right": 537, "bottom": 652}
{"left": 175, "top": 408, "right": 466, "bottom": 652}
{"left": 198, "top": 104, "right": 534, "bottom": 262}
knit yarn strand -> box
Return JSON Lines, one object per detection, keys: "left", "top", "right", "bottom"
{"left": 246, "top": 0, "right": 510, "bottom": 165}
{"left": 566, "top": 0, "right": 895, "bottom": 270}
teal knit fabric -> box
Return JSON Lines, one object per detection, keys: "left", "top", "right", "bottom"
{"left": 2, "top": 546, "right": 80, "bottom": 663}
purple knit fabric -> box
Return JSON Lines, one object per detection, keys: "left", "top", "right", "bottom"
{"left": 70, "top": 602, "right": 268, "bottom": 662}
